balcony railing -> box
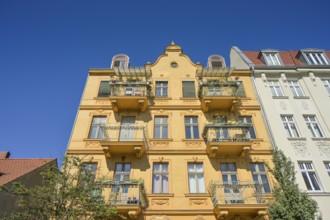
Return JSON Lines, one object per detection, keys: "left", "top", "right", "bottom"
{"left": 208, "top": 181, "right": 268, "bottom": 206}
{"left": 110, "top": 82, "right": 150, "bottom": 97}
{"left": 199, "top": 81, "right": 239, "bottom": 98}
{"left": 203, "top": 123, "right": 251, "bottom": 143}
{"left": 100, "top": 124, "right": 149, "bottom": 158}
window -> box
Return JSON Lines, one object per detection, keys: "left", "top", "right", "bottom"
{"left": 208, "top": 55, "right": 225, "bottom": 68}
{"left": 182, "top": 81, "right": 195, "bottom": 98}
{"left": 98, "top": 81, "right": 111, "bottom": 97}
{"left": 113, "top": 163, "right": 131, "bottom": 200}
{"left": 111, "top": 54, "right": 129, "bottom": 68}
{"left": 88, "top": 116, "right": 106, "bottom": 139}
{"left": 185, "top": 116, "right": 199, "bottom": 139}
{"left": 268, "top": 81, "right": 284, "bottom": 96}
{"left": 281, "top": 115, "right": 300, "bottom": 138}
{"left": 82, "top": 163, "right": 98, "bottom": 182}
{"left": 304, "top": 52, "right": 329, "bottom": 65}
{"left": 152, "top": 163, "right": 169, "bottom": 193}
{"left": 288, "top": 81, "right": 305, "bottom": 97}
{"left": 220, "top": 163, "right": 242, "bottom": 203}
{"left": 263, "top": 53, "right": 282, "bottom": 66}
{"left": 303, "top": 115, "right": 324, "bottom": 138}
{"left": 188, "top": 163, "right": 205, "bottom": 193}
{"left": 114, "top": 163, "right": 131, "bottom": 181}
{"left": 324, "top": 162, "right": 330, "bottom": 177}
{"left": 298, "top": 162, "right": 321, "bottom": 191}
{"left": 322, "top": 79, "right": 330, "bottom": 95}
{"left": 155, "top": 81, "right": 168, "bottom": 97}
{"left": 250, "top": 163, "right": 271, "bottom": 193}
{"left": 154, "top": 116, "right": 168, "bottom": 139}
{"left": 238, "top": 116, "right": 256, "bottom": 139}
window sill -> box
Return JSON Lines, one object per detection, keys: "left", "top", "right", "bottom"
{"left": 150, "top": 138, "right": 173, "bottom": 142}
{"left": 287, "top": 137, "right": 306, "bottom": 141}
{"left": 272, "top": 96, "right": 289, "bottom": 99}
{"left": 83, "top": 138, "right": 102, "bottom": 141}
{"left": 148, "top": 193, "right": 174, "bottom": 197}
{"left": 293, "top": 96, "right": 310, "bottom": 99}
{"left": 182, "top": 139, "right": 204, "bottom": 142}
{"left": 154, "top": 97, "right": 171, "bottom": 100}
{"left": 184, "top": 193, "right": 209, "bottom": 197}
{"left": 94, "top": 97, "right": 109, "bottom": 100}
{"left": 251, "top": 138, "right": 264, "bottom": 142}
{"left": 311, "top": 137, "right": 330, "bottom": 141}
{"left": 307, "top": 192, "right": 330, "bottom": 196}
{"left": 180, "top": 97, "right": 198, "bottom": 100}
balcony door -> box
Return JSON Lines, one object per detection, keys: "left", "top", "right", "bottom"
{"left": 214, "top": 116, "right": 228, "bottom": 141}
{"left": 120, "top": 116, "right": 135, "bottom": 140}
{"left": 220, "top": 163, "right": 242, "bottom": 204}
{"left": 114, "top": 163, "right": 131, "bottom": 204}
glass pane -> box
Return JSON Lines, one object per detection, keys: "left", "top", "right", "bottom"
{"left": 192, "top": 117, "right": 198, "bottom": 123}
{"left": 250, "top": 164, "right": 256, "bottom": 172}
{"left": 115, "top": 164, "right": 122, "bottom": 172}
{"left": 193, "top": 126, "right": 199, "bottom": 139}
{"left": 155, "top": 117, "right": 161, "bottom": 123}
{"left": 309, "top": 172, "right": 321, "bottom": 190}
{"left": 152, "top": 175, "right": 161, "bottom": 193}
{"left": 124, "top": 164, "right": 131, "bottom": 172}
{"left": 189, "top": 174, "right": 196, "bottom": 193}
{"left": 258, "top": 164, "right": 265, "bottom": 172}
{"left": 196, "top": 163, "right": 203, "bottom": 172}
{"left": 162, "top": 164, "right": 168, "bottom": 172}
{"left": 185, "top": 126, "right": 192, "bottom": 138}
{"left": 153, "top": 163, "right": 161, "bottom": 172}
{"left": 188, "top": 163, "right": 195, "bottom": 172}
{"left": 154, "top": 126, "right": 160, "bottom": 138}
{"left": 162, "top": 126, "right": 168, "bottom": 139}
{"left": 185, "top": 117, "right": 191, "bottom": 124}
{"left": 220, "top": 163, "right": 227, "bottom": 172}
{"left": 228, "top": 163, "right": 236, "bottom": 172}
{"left": 89, "top": 126, "right": 97, "bottom": 138}
{"left": 222, "top": 175, "right": 228, "bottom": 184}
{"left": 162, "top": 175, "right": 169, "bottom": 193}
{"left": 261, "top": 175, "right": 271, "bottom": 193}
{"left": 302, "top": 172, "right": 312, "bottom": 190}
{"left": 197, "top": 174, "right": 205, "bottom": 193}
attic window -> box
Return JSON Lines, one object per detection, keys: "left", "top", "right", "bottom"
{"left": 207, "top": 55, "right": 226, "bottom": 68}
{"left": 111, "top": 54, "right": 129, "bottom": 68}
{"left": 303, "top": 52, "right": 329, "bottom": 65}
{"left": 262, "top": 52, "right": 282, "bottom": 66}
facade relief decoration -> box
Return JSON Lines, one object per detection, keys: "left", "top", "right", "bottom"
{"left": 317, "top": 141, "right": 330, "bottom": 157}
{"left": 301, "top": 101, "right": 308, "bottom": 110}
{"left": 189, "top": 198, "right": 207, "bottom": 206}
{"left": 291, "top": 141, "right": 308, "bottom": 157}
{"left": 280, "top": 101, "right": 287, "bottom": 110}
{"left": 151, "top": 198, "right": 169, "bottom": 206}
{"left": 150, "top": 216, "right": 170, "bottom": 220}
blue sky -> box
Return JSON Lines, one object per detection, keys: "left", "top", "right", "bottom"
{"left": 1, "top": 0, "right": 330, "bottom": 165}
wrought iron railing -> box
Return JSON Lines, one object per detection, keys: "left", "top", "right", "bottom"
{"left": 202, "top": 123, "right": 252, "bottom": 143}
{"left": 101, "top": 124, "right": 147, "bottom": 142}
{"left": 96, "top": 180, "right": 147, "bottom": 208}
{"left": 199, "top": 81, "right": 239, "bottom": 97}
{"left": 208, "top": 181, "right": 268, "bottom": 206}
{"left": 110, "top": 82, "right": 150, "bottom": 97}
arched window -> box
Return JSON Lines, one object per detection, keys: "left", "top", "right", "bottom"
{"left": 207, "top": 55, "right": 226, "bottom": 68}
{"left": 111, "top": 54, "right": 129, "bottom": 68}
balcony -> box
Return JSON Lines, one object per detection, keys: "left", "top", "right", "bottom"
{"left": 101, "top": 125, "right": 149, "bottom": 158}
{"left": 199, "top": 81, "right": 240, "bottom": 112}
{"left": 202, "top": 123, "right": 252, "bottom": 157}
{"left": 208, "top": 181, "right": 269, "bottom": 219}
{"left": 109, "top": 81, "right": 150, "bottom": 112}
{"left": 98, "top": 180, "right": 147, "bottom": 219}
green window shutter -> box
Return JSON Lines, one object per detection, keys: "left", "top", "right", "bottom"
{"left": 236, "top": 82, "right": 246, "bottom": 97}
{"left": 98, "top": 81, "right": 111, "bottom": 97}
{"left": 182, "top": 81, "right": 195, "bottom": 97}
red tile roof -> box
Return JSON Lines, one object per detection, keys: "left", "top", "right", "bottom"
{"left": 242, "top": 50, "right": 330, "bottom": 66}
{"left": 0, "top": 153, "right": 56, "bottom": 185}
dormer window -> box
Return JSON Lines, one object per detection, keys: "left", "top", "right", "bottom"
{"left": 261, "top": 51, "right": 282, "bottom": 66}
{"left": 111, "top": 54, "right": 129, "bottom": 68}
{"left": 303, "top": 52, "right": 329, "bottom": 65}
{"left": 207, "top": 55, "right": 226, "bottom": 68}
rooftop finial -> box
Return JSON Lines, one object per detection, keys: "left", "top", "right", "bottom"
{"left": 171, "top": 40, "right": 175, "bottom": 45}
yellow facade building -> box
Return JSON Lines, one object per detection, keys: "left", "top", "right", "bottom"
{"left": 65, "top": 43, "right": 273, "bottom": 220}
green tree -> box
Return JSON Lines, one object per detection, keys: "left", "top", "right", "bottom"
{"left": 0, "top": 156, "right": 117, "bottom": 220}
{"left": 268, "top": 149, "right": 321, "bottom": 220}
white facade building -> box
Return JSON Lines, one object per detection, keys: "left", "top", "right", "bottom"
{"left": 230, "top": 47, "right": 330, "bottom": 218}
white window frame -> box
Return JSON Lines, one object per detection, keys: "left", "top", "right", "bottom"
{"left": 185, "top": 116, "right": 199, "bottom": 139}
{"left": 111, "top": 54, "right": 129, "bottom": 68}
{"left": 281, "top": 115, "right": 300, "bottom": 138}
{"left": 263, "top": 53, "right": 282, "bottom": 66}
{"left": 324, "top": 161, "right": 330, "bottom": 177}
{"left": 268, "top": 80, "right": 284, "bottom": 97}
{"left": 82, "top": 162, "right": 98, "bottom": 182}
{"left": 288, "top": 81, "right": 305, "bottom": 97}
{"left": 152, "top": 163, "right": 169, "bottom": 193}
{"left": 298, "top": 162, "right": 322, "bottom": 191}
{"left": 322, "top": 79, "right": 330, "bottom": 95}
{"left": 154, "top": 116, "right": 168, "bottom": 139}
{"left": 188, "top": 162, "right": 205, "bottom": 193}
{"left": 250, "top": 163, "right": 271, "bottom": 193}
{"left": 155, "top": 81, "right": 168, "bottom": 97}
{"left": 304, "top": 52, "right": 329, "bottom": 65}
{"left": 303, "top": 115, "right": 324, "bottom": 138}
{"left": 88, "top": 116, "right": 106, "bottom": 139}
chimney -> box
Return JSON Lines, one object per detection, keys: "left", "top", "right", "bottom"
{"left": 0, "top": 151, "right": 10, "bottom": 159}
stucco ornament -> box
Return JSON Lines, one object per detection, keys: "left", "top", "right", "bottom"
{"left": 291, "top": 141, "right": 308, "bottom": 157}
{"left": 317, "top": 141, "right": 330, "bottom": 157}
{"left": 301, "top": 101, "right": 308, "bottom": 110}
{"left": 280, "top": 101, "right": 287, "bottom": 110}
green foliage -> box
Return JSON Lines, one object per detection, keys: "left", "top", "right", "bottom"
{"left": 268, "top": 149, "right": 321, "bottom": 220}
{"left": 1, "top": 156, "right": 117, "bottom": 220}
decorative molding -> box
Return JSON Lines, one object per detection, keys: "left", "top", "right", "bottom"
{"left": 195, "top": 215, "right": 206, "bottom": 220}
{"left": 189, "top": 198, "right": 207, "bottom": 206}
{"left": 151, "top": 198, "right": 169, "bottom": 206}
{"left": 291, "top": 141, "right": 308, "bottom": 157}
{"left": 150, "top": 215, "right": 170, "bottom": 220}
{"left": 279, "top": 101, "right": 287, "bottom": 110}
{"left": 317, "top": 141, "right": 330, "bottom": 157}
{"left": 185, "top": 141, "right": 202, "bottom": 148}
{"left": 152, "top": 141, "right": 170, "bottom": 148}
{"left": 85, "top": 141, "right": 101, "bottom": 148}
{"left": 301, "top": 101, "right": 308, "bottom": 110}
